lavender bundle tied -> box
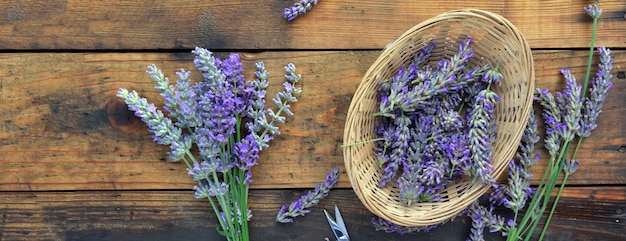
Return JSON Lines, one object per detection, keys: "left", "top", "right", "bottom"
{"left": 117, "top": 48, "right": 301, "bottom": 241}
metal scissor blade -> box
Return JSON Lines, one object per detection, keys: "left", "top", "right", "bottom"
{"left": 324, "top": 205, "right": 350, "bottom": 241}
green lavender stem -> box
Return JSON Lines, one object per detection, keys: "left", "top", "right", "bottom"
{"left": 538, "top": 173, "right": 571, "bottom": 241}
{"left": 535, "top": 3, "right": 600, "bottom": 240}
{"left": 507, "top": 148, "right": 557, "bottom": 241}
{"left": 582, "top": 3, "right": 599, "bottom": 99}
{"left": 510, "top": 3, "right": 601, "bottom": 241}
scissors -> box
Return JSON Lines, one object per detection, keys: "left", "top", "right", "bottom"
{"left": 324, "top": 205, "right": 350, "bottom": 241}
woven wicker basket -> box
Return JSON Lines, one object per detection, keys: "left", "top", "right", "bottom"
{"left": 343, "top": 9, "right": 534, "bottom": 227}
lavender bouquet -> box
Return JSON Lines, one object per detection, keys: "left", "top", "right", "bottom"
{"left": 117, "top": 47, "right": 301, "bottom": 241}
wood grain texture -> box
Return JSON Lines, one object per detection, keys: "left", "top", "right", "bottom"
{"left": 0, "top": 187, "right": 624, "bottom": 241}
{"left": 0, "top": 50, "right": 624, "bottom": 191}
{"left": 0, "top": 0, "right": 624, "bottom": 50}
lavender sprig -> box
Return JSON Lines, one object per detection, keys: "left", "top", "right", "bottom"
{"left": 490, "top": 109, "right": 539, "bottom": 214}
{"left": 377, "top": 123, "right": 412, "bottom": 187}
{"left": 578, "top": 46, "right": 613, "bottom": 137}
{"left": 248, "top": 63, "right": 302, "bottom": 150}
{"left": 555, "top": 68, "right": 583, "bottom": 141}
{"left": 397, "top": 164, "right": 423, "bottom": 206}
{"left": 534, "top": 89, "right": 562, "bottom": 156}
{"left": 467, "top": 89, "right": 500, "bottom": 185}
{"left": 467, "top": 202, "right": 511, "bottom": 241}
{"left": 584, "top": 2, "right": 602, "bottom": 18}
{"left": 116, "top": 89, "right": 189, "bottom": 162}
{"left": 375, "top": 38, "right": 490, "bottom": 118}
{"left": 276, "top": 166, "right": 339, "bottom": 223}
{"left": 284, "top": 0, "right": 319, "bottom": 22}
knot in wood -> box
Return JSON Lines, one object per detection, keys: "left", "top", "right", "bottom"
{"left": 106, "top": 97, "right": 142, "bottom": 135}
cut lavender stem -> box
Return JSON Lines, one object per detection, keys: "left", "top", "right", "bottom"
{"left": 276, "top": 166, "right": 340, "bottom": 223}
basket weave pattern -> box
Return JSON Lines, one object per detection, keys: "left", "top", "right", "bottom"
{"left": 343, "top": 9, "right": 534, "bottom": 226}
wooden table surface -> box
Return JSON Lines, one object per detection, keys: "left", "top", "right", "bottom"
{"left": 0, "top": 1, "right": 625, "bottom": 240}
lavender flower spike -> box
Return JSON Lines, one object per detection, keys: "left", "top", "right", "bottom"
{"left": 117, "top": 88, "right": 182, "bottom": 147}
{"left": 491, "top": 108, "right": 540, "bottom": 212}
{"left": 276, "top": 166, "right": 339, "bottom": 223}
{"left": 248, "top": 62, "right": 301, "bottom": 151}
{"left": 578, "top": 46, "right": 613, "bottom": 137}
{"left": 534, "top": 88, "right": 562, "bottom": 156}
{"left": 467, "top": 202, "right": 509, "bottom": 241}
{"left": 556, "top": 68, "right": 583, "bottom": 142}
{"left": 584, "top": 2, "right": 602, "bottom": 19}
{"left": 284, "top": 0, "right": 319, "bottom": 22}
{"left": 467, "top": 89, "right": 500, "bottom": 185}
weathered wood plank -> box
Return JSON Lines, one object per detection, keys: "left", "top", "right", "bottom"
{"left": 0, "top": 0, "right": 624, "bottom": 50}
{"left": 0, "top": 50, "right": 624, "bottom": 191}
{"left": 0, "top": 187, "right": 624, "bottom": 241}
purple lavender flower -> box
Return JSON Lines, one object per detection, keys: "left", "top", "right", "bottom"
{"left": 146, "top": 64, "right": 179, "bottom": 121}
{"left": 468, "top": 210, "right": 485, "bottom": 241}
{"left": 168, "top": 135, "right": 192, "bottom": 162}
{"left": 247, "top": 63, "right": 301, "bottom": 151}
{"left": 246, "top": 62, "right": 271, "bottom": 133}
{"left": 221, "top": 53, "right": 255, "bottom": 116}
{"left": 467, "top": 202, "right": 509, "bottom": 241}
{"left": 534, "top": 88, "right": 562, "bottom": 156}
{"left": 375, "top": 38, "right": 489, "bottom": 118}
{"left": 117, "top": 89, "right": 182, "bottom": 147}
{"left": 377, "top": 124, "right": 411, "bottom": 187}
{"left": 284, "top": 0, "right": 319, "bottom": 22}
{"left": 172, "top": 69, "right": 202, "bottom": 127}
{"left": 461, "top": 81, "right": 486, "bottom": 107}
{"left": 193, "top": 181, "right": 229, "bottom": 199}
{"left": 556, "top": 68, "right": 583, "bottom": 141}
{"left": 234, "top": 134, "right": 260, "bottom": 171}
{"left": 276, "top": 166, "right": 339, "bottom": 223}
{"left": 191, "top": 47, "right": 226, "bottom": 86}
{"left": 397, "top": 164, "right": 423, "bottom": 206}
{"left": 579, "top": 46, "right": 613, "bottom": 137}
{"left": 467, "top": 89, "right": 500, "bottom": 185}
{"left": 441, "top": 132, "right": 471, "bottom": 176}
{"left": 411, "top": 40, "right": 436, "bottom": 68}
{"left": 376, "top": 65, "right": 418, "bottom": 118}
{"left": 187, "top": 161, "right": 219, "bottom": 181}
{"left": 584, "top": 2, "right": 602, "bottom": 18}
{"left": 481, "top": 63, "right": 504, "bottom": 85}
{"left": 420, "top": 160, "right": 446, "bottom": 188}
{"left": 491, "top": 109, "right": 540, "bottom": 211}
{"left": 562, "top": 159, "right": 579, "bottom": 175}
{"left": 191, "top": 49, "right": 239, "bottom": 151}
{"left": 438, "top": 109, "right": 464, "bottom": 131}
{"left": 410, "top": 38, "right": 480, "bottom": 102}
